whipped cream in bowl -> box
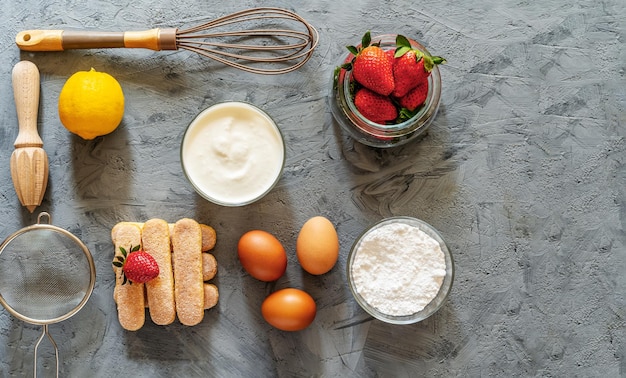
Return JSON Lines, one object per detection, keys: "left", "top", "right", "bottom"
{"left": 181, "top": 102, "right": 285, "bottom": 206}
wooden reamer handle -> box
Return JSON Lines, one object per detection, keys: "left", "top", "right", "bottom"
{"left": 12, "top": 61, "right": 42, "bottom": 148}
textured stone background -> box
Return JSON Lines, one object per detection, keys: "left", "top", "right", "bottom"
{"left": 0, "top": 0, "right": 624, "bottom": 377}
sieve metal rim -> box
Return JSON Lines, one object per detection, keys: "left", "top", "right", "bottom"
{"left": 0, "top": 212, "right": 96, "bottom": 325}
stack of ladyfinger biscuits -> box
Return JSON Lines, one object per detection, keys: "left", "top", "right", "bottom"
{"left": 111, "top": 218, "right": 218, "bottom": 331}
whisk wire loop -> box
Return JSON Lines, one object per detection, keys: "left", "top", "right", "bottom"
{"left": 174, "top": 7, "right": 319, "bottom": 74}
{"left": 178, "top": 7, "right": 307, "bottom": 34}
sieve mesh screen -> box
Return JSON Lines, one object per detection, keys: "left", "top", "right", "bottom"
{"left": 0, "top": 227, "right": 94, "bottom": 323}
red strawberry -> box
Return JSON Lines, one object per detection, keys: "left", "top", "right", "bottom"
{"left": 397, "top": 80, "right": 429, "bottom": 111}
{"left": 344, "top": 31, "right": 395, "bottom": 96}
{"left": 113, "top": 245, "right": 159, "bottom": 284}
{"left": 392, "top": 50, "right": 428, "bottom": 98}
{"left": 354, "top": 88, "right": 397, "bottom": 123}
{"left": 391, "top": 35, "right": 446, "bottom": 98}
{"left": 352, "top": 46, "right": 395, "bottom": 96}
{"left": 385, "top": 49, "right": 395, "bottom": 61}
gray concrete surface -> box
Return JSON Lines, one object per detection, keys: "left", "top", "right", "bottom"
{"left": 0, "top": 0, "right": 624, "bottom": 377}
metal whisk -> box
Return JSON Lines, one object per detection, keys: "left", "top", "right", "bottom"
{"left": 15, "top": 7, "right": 319, "bottom": 75}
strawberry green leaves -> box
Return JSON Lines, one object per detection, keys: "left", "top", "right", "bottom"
{"left": 395, "top": 34, "right": 446, "bottom": 71}
{"left": 394, "top": 35, "right": 422, "bottom": 60}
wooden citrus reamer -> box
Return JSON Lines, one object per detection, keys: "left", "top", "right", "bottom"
{"left": 10, "top": 61, "right": 49, "bottom": 213}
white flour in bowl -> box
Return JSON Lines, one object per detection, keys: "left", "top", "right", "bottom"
{"left": 351, "top": 222, "right": 446, "bottom": 316}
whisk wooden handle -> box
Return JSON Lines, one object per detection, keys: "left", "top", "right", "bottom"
{"left": 16, "top": 29, "right": 178, "bottom": 51}
{"left": 12, "top": 61, "right": 42, "bottom": 148}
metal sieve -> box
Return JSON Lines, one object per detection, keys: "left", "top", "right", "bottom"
{"left": 0, "top": 212, "right": 96, "bottom": 378}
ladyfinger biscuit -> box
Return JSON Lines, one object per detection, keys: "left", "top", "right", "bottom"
{"left": 202, "top": 253, "right": 218, "bottom": 281}
{"left": 111, "top": 221, "right": 137, "bottom": 242}
{"left": 142, "top": 219, "right": 176, "bottom": 326}
{"left": 125, "top": 221, "right": 215, "bottom": 251}
{"left": 172, "top": 218, "right": 204, "bottom": 326}
{"left": 200, "top": 224, "right": 217, "bottom": 251}
{"left": 144, "top": 284, "right": 218, "bottom": 310}
{"left": 203, "top": 283, "right": 219, "bottom": 309}
{"left": 111, "top": 222, "right": 145, "bottom": 331}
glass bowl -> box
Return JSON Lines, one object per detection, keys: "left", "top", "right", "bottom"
{"left": 180, "top": 101, "right": 285, "bottom": 206}
{"left": 329, "top": 34, "right": 442, "bottom": 148}
{"left": 347, "top": 216, "right": 454, "bottom": 324}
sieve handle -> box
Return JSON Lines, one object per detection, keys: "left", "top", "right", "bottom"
{"left": 34, "top": 324, "right": 59, "bottom": 378}
{"left": 37, "top": 211, "right": 51, "bottom": 225}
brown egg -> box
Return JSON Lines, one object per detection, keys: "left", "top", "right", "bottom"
{"left": 262, "top": 288, "right": 316, "bottom": 331}
{"left": 238, "top": 230, "right": 287, "bottom": 282}
{"left": 296, "top": 216, "right": 339, "bottom": 275}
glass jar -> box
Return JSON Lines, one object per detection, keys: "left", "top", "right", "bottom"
{"left": 329, "top": 34, "right": 442, "bottom": 148}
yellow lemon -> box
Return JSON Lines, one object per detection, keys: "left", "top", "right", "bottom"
{"left": 58, "top": 68, "right": 125, "bottom": 140}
